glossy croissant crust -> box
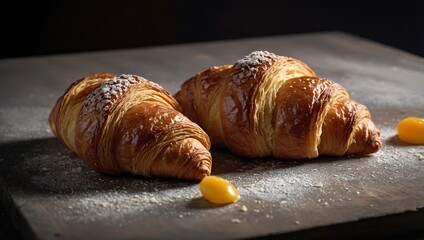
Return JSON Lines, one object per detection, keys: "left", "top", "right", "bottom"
{"left": 49, "top": 73, "right": 211, "bottom": 180}
{"left": 175, "top": 51, "right": 381, "bottom": 159}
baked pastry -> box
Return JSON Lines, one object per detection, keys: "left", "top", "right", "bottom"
{"left": 49, "top": 73, "right": 211, "bottom": 180}
{"left": 175, "top": 51, "right": 381, "bottom": 159}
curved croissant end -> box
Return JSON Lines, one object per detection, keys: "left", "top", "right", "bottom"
{"left": 175, "top": 51, "right": 381, "bottom": 159}
{"left": 49, "top": 73, "right": 211, "bottom": 180}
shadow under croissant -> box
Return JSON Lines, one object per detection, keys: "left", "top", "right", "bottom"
{"left": 210, "top": 147, "right": 373, "bottom": 175}
{"left": 0, "top": 137, "right": 376, "bottom": 197}
{"left": 0, "top": 138, "right": 197, "bottom": 196}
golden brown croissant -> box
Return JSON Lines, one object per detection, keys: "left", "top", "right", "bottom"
{"left": 49, "top": 73, "right": 211, "bottom": 180}
{"left": 175, "top": 51, "right": 381, "bottom": 159}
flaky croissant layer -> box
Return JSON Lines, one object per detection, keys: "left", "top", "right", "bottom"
{"left": 175, "top": 51, "right": 381, "bottom": 159}
{"left": 49, "top": 73, "right": 212, "bottom": 180}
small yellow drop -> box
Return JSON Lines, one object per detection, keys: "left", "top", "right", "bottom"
{"left": 397, "top": 117, "right": 424, "bottom": 144}
{"left": 199, "top": 176, "right": 240, "bottom": 204}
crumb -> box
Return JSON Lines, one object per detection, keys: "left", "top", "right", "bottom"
{"left": 99, "top": 202, "right": 111, "bottom": 208}
{"left": 416, "top": 152, "right": 424, "bottom": 161}
{"left": 231, "top": 218, "right": 242, "bottom": 223}
{"left": 240, "top": 205, "right": 248, "bottom": 212}
{"left": 294, "top": 220, "right": 301, "bottom": 225}
{"left": 243, "top": 183, "right": 255, "bottom": 188}
{"left": 313, "top": 181, "right": 323, "bottom": 188}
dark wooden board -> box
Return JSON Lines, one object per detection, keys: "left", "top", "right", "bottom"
{"left": 1, "top": 32, "right": 424, "bottom": 239}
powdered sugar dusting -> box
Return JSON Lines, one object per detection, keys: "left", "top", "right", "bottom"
{"left": 82, "top": 74, "right": 147, "bottom": 116}
{"left": 232, "top": 51, "right": 279, "bottom": 82}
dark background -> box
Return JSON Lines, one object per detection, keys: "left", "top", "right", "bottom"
{"left": 1, "top": 0, "right": 423, "bottom": 59}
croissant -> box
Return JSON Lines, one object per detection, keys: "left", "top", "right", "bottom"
{"left": 175, "top": 51, "right": 381, "bottom": 159}
{"left": 49, "top": 73, "right": 211, "bottom": 180}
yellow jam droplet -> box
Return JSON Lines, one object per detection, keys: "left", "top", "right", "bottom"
{"left": 397, "top": 117, "right": 424, "bottom": 144}
{"left": 199, "top": 176, "right": 240, "bottom": 204}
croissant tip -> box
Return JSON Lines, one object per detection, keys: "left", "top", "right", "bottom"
{"left": 191, "top": 162, "right": 212, "bottom": 180}
{"left": 194, "top": 172, "right": 210, "bottom": 181}
{"left": 366, "top": 140, "right": 382, "bottom": 155}
{"left": 371, "top": 128, "right": 382, "bottom": 152}
{"left": 365, "top": 132, "right": 382, "bottom": 155}
{"left": 374, "top": 139, "right": 382, "bottom": 150}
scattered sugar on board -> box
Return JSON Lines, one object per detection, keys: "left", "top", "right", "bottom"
{"left": 55, "top": 186, "right": 203, "bottom": 223}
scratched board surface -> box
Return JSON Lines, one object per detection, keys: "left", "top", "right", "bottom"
{"left": 0, "top": 32, "right": 423, "bottom": 239}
